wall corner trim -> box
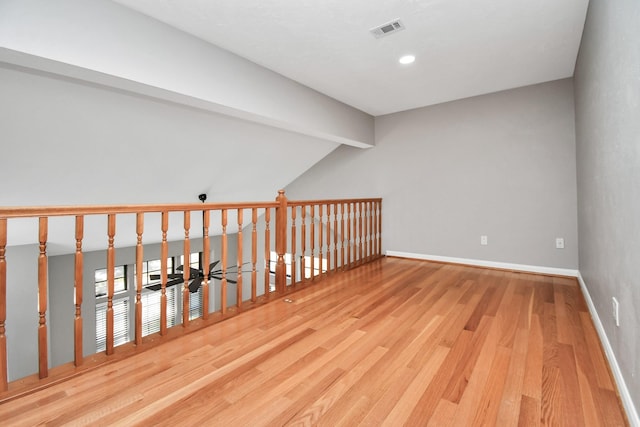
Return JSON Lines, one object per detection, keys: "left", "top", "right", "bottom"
{"left": 577, "top": 273, "right": 640, "bottom": 427}
{"left": 385, "top": 251, "right": 580, "bottom": 277}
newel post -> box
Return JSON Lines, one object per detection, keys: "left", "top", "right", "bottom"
{"left": 275, "top": 190, "right": 288, "bottom": 294}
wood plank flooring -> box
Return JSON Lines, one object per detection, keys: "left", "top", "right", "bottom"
{"left": 0, "top": 257, "right": 629, "bottom": 426}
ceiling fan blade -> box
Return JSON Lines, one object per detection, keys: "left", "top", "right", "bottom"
{"left": 146, "top": 277, "right": 183, "bottom": 291}
{"left": 225, "top": 261, "right": 251, "bottom": 270}
{"left": 189, "top": 277, "right": 203, "bottom": 293}
{"left": 209, "top": 272, "right": 251, "bottom": 282}
{"left": 218, "top": 269, "right": 253, "bottom": 275}
{"left": 209, "top": 273, "right": 238, "bottom": 284}
{"left": 176, "top": 265, "right": 202, "bottom": 279}
{"left": 209, "top": 260, "right": 220, "bottom": 270}
{"left": 210, "top": 266, "right": 252, "bottom": 277}
{"left": 150, "top": 273, "right": 181, "bottom": 280}
{"left": 166, "top": 278, "right": 185, "bottom": 287}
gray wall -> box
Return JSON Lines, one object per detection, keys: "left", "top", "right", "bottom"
{"left": 287, "top": 79, "right": 578, "bottom": 269}
{"left": 574, "top": 0, "right": 640, "bottom": 415}
{"left": 5, "top": 244, "right": 39, "bottom": 381}
{"left": 0, "top": 63, "right": 340, "bottom": 253}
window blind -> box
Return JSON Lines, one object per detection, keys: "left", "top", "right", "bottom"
{"left": 95, "top": 298, "right": 130, "bottom": 353}
{"left": 188, "top": 287, "right": 203, "bottom": 320}
{"left": 141, "top": 286, "right": 177, "bottom": 336}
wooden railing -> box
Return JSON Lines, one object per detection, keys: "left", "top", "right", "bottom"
{"left": 0, "top": 191, "right": 382, "bottom": 393}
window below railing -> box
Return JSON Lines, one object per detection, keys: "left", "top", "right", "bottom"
{"left": 0, "top": 191, "right": 382, "bottom": 394}
{"left": 96, "top": 299, "right": 129, "bottom": 353}
{"left": 140, "top": 286, "right": 178, "bottom": 336}
{"left": 269, "top": 251, "right": 328, "bottom": 283}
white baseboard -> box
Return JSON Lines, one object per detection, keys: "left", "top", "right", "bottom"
{"left": 577, "top": 273, "right": 640, "bottom": 427}
{"left": 385, "top": 250, "right": 580, "bottom": 277}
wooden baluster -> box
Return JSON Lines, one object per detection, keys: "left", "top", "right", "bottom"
{"left": 301, "top": 206, "right": 306, "bottom": 281}
{"left": 362, "top": 202, "right": 367, "bottom": 261}
{"left": 221, "top": 209, "right": 228, "bottom": 313}
{"left": 333, "top": 203, "right": 338, "bottom": 272}
{"left": 236, "top": 209, "right": 243, "bottom": 308}
{"left": 202, "top": 210, "right": 210, "bottom": 319}
{"left": 0, "top": 218, "right": 7, "bottom": 391}
{"left": 275, "top": 190, "right": 287, "bottom": 294}
{"left": 353, "top": 202, "right": 360, "bottom": 265}
{"left": 347, "top": 203, "right": 352, "bottom": 268}
{"left": 290, "top": 206, "right": 296, "bottom": 284}
{"left": 106, "top": 214, "right": 115, "bottom": 355}
{"left": 263, "top": 208, "right": 270, "bottom": 294}
{"left": 135, "top": 213, "right": 143, "bottom": 345}
{"left": 348, "top": 202, "right": 351, "bottom": 264}
{"left": 365, "top": 201, "right": 370, "bottom": 261}
{"left": 378, "top": 200, "right": 382, "bottom": 257}
{"left": 182, "top": 211, "right": 190, "bottom": 326}
{"left": 325, "top": 204, "right": 331, "bottom": 274}
{"left": 73, "top": 216, "right": 84, "bottom": 366}
{"left": 327, "top": 203, "right": 332, "bottom": 273}
{"left": 160, "top": 212, "right": 168, "bottom": 335}
{"left": 38, "top": 218, "right": 49, "bottom": 378}
{"left": 352, "top": 202, "right": 357, "bottom": 265}
{"left": 310, "top": 205, "right": 315, "bottom": 280}
{"left": 318, "top": 204, "right": 323, "bottom": 278}
{"left": 357, "top": 202, "right": 362, "bottom": 263}
{"left": 358, "top": 202, "right": 367, "bottom": 264}
{"left": 340, "top": 203, "right": 345, "bottom": 270}
{"left": 371, "top": 201, "right": 378, "bottom": 258}
{"left": 359, "top": 202, "right": 364, "bottom": 263}
{"left": 251, "top": 208, "right": 257, "bottom": 302}
{"left": 362, "top": 201, "right": 366, "bottom": 262}
{"left": 372, "top": 201, "right": 377, "bottom": 258}
{"left": 370, "top": 201, "right": 375, "bottom": 259}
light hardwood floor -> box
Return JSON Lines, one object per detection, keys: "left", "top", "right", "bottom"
{"left": 0, "top": 257, "right": 628, "bottom": 426}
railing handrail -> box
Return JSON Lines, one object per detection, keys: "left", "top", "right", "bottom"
{"left": 0, "top": 197, "right": 382, "bottom": 219}
{"left": 288, "top": 197, "right": 382, "bottom": 207}
{"left": 0, "top": 202, "right": 278, "bottom": 219}
{"left": 0, "top": 191, "right": 383, "bottom": 398}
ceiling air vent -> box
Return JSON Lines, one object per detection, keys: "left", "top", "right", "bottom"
{"left": 370, "top": 19, "right": 405, "bottom": 38}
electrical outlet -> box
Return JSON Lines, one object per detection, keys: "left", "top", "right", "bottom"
{"left": 480, "top": 235, "right": 488, "bottom": 246}
{"left": 555, "top": 237, "right": 565, "bottom": 249}
{"left": 612, "top": 297, "right": 620, "bottom": 327}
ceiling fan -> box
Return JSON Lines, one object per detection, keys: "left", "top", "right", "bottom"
{"left": 147, "top": 193, "right": 250, "bottom": 293}
{"left": 147, "top": 260, "right": 244, "bottom": 293}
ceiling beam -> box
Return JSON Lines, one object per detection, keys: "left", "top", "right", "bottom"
{"left": 0, "top": 0, "right": 374, "bottom": 148}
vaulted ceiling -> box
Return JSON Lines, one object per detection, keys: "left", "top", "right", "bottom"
{"left": 112, "top": 0, "right": 589, "bottom": 115}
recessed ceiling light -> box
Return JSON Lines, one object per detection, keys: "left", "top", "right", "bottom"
{"left": 399, "top": 55, "right": 416, "bottom": 65}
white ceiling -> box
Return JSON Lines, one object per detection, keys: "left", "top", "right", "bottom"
{"left": 112, "top": 0, "right": 589, "bottom": 116}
